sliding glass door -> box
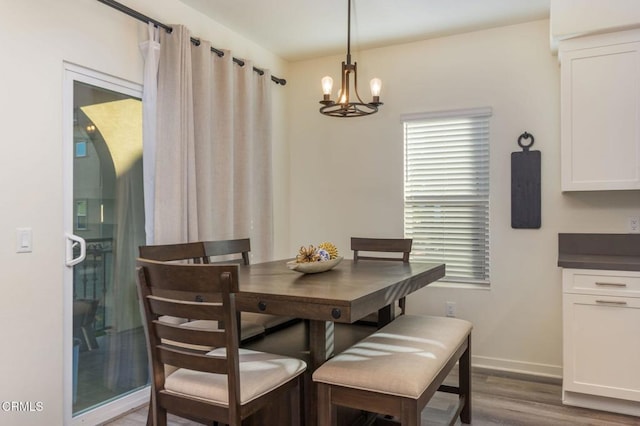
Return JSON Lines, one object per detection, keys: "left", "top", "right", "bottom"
{"left": 64, "top": 65, "right": 148, "bottom": 424}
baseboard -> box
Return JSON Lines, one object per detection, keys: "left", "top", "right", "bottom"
{"left": 471, "top": 355, "right": 562, "bottom": 382}
{"left": 563, "top": 390, "right": 640, "bottom": 417}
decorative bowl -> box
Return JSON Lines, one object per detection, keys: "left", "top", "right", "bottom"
{"left": 286, "top": 256, "right": 343, "bottom": 274}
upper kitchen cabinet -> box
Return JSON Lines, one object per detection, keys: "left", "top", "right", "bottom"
{"left": 559, "top": 30, "right": 640, "bottom": 191}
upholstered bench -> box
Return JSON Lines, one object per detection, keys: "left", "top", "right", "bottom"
{"left": 312, "top": 315, "right": 472, "bottom": 425}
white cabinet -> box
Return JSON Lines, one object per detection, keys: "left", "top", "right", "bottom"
{"left": 562, "top": 268, "right": 640, "bottom": 416}
{"left": 559, "top": 30, "right": 640, "bottom": 191}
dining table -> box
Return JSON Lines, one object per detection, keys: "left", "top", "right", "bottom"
{"left": 235, "top": 257, "right": 445, "bottom": 426}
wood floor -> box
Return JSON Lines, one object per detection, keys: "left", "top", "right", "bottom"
{"left": 106, "top": 367, "right": 640, "bottom": 425}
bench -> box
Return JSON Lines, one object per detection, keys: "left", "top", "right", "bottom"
{"left": 312, "top": 314, "right": 472, "bottom": 425}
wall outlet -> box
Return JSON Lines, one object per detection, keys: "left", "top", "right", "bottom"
{"left": 446, "top": 301, "right": 456, "bottom": 318}
{"left": 629, "top": 216, "right": 640, "bottom": 233}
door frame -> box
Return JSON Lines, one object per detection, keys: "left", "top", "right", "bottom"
{"left": 63, "top": 62, "right": 148, "bottom": 425}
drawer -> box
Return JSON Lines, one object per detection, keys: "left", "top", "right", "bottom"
{"left": 563, "top": 269, "right": 640, "bottom": 297}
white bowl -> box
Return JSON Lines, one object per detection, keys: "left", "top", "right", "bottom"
{"left": 286, "top": 256, "right": 343, "bottom": 274}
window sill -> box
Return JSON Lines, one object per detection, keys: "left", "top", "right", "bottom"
{"left": 429, "top": 280, "right": 491, "bottom": 290}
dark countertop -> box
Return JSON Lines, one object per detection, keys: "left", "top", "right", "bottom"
{"left": 558, "top": 233, "right": 640, "bottom": 271}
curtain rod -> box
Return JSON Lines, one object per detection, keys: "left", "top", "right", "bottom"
{"left": 96, "top": 0, "right": 287, "bottom": 85}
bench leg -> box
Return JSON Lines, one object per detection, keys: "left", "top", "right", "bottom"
{"left": 459, "top": 334, "right": 472, "bottom": 424}
{"left": 290, "top": 377, "right": 302, "bottom": 426}
{"left": 316, "top": 383, "right": 337, "bottom": 426}
{"left": 399, "top": 399, "right": 420, "bottom": 426}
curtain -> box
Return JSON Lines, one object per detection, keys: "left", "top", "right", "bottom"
{"left": 154, "top": 25, "right": 198, "bottom": 244}
{"left": 105, "top": 156, "right": 148, "bottom": 391}
{"left": 248, "top": 65, "right": 273, "bottom": 262}
{"left": 153, "top": 25, "right": 273, "bottom": 259}
{"left": 140, "top": 23, "right": 160, "bottom": 244}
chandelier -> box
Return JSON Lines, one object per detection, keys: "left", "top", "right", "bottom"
{"left": 319, "top": 0, "right": 382, "bottom": 117}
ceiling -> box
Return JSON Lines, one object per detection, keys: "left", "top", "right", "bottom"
{"left": 178, "top": 0, "right": 550, "bottom": 62}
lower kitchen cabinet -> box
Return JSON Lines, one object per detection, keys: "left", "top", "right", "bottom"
{"left": 562, "top": 268, "right": 640, "bottom": 416}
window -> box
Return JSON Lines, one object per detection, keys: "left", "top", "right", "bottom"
{"left": 75, "top": 140, "right": 87, "bottom": 158}
{"left": 403, "top": 107, "right": 491, "bottom": 285}
{"left": 75, "top": 199, "right": 88, "bottom": 230}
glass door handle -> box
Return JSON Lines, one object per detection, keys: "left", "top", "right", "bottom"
{"left": 65, "top": 233, "right": 86, "bottom": 267}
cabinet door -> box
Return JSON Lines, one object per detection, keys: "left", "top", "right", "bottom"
{"left": 563, "top": 293, "right": 640, "bottom": 402}
{"left": 560, "top": 36, "right": 640, "bottom": 191}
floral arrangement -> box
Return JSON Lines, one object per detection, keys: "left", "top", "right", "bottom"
{"left": 296, "top": 242, "right": 339, "bottom": 263}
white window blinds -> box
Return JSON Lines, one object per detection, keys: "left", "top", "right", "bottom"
{"left": 403, "top": 108, "right": 491, "bottom": 284}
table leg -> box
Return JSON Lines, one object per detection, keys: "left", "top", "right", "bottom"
{"left": 308, "top": 320, "right": 334, "bottom": 369}
{"left": 377, "top": 303, "right": 396, "bottom": 328}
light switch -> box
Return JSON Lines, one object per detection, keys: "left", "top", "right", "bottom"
{"left": 16, "top": 228, "right": 32, "bottom": 253}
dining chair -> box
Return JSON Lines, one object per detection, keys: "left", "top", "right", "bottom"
{"left": 138, "top": 242, "right": 210, "bottom": 264}
{"left": 137, "top": 242, "right": 264, "bottom": 426}
{"left": 203, "top": 238, "right": 298, "bottom": 333}
{"left": 136, "top": 258, "right": 306, "bottom": 426}
{"left": 203, "top": 238, "right": 252, "bottom": 265}
{"left": 351, "top": 237, "right": 413, "bottom": 327}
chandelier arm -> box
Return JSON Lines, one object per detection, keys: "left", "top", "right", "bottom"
{"left": 341, "top": 62, "right": 350, "bottom": 104}
{"left": 352, "top": 62, "right": 367, "bottom": 104}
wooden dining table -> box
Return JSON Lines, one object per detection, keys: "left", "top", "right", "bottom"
{"left": 235, "top": 258, "right": 445, "bottom": 425}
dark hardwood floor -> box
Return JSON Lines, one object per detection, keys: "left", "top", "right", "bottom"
{"left": 105, "top": 322, "right": 640, "bottom": 425}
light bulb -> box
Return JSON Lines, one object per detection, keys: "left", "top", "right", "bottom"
{"left": 321, "top": 76, "right": 333, "bottom": 96}
{"left": 370, "top": 78, "right": 382, "bottom": 99}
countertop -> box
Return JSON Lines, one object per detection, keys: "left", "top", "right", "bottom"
{"left": 558, "top": 233, "right": 640, "bottom": 271}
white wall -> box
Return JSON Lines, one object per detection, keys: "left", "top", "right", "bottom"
{"left": 0, "top": 1, "right": 288, "bottom": 425}
{"left": 287, "top": 19, "right": 640, "bottom": 377}
{"left": 551, "top": 0, "right": 640, "bottom": 43}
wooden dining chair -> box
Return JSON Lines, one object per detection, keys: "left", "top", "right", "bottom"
{"left": 136, "top": 258, "right": 306, "bottom": 426}
{"left": 138, "top": 241, "right": 264, "bottom": 425}
{"left": 203, "top": 238, "right": 252, "bottom": 265}
{"left": 203, "top": 238, "right": 298, "bottom": 334}
{"left": 351, "top": 237, "right": 413, "bottom": 327}
{"left": 138, "top": 242, "right": 209, "bottom": 264}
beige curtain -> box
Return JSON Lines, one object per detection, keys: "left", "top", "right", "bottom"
{"left": 155, "top": 25, "right": 198, "bottom": 244}
{"left": 154, "top": 25, "right": 273, "bottom": 260}
{"left": 140, "top": 22, "right": 161, "bottom": 244}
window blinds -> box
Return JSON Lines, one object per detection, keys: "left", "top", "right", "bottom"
{"left": 403, "top": 108, "right": 491, "bottom": 284}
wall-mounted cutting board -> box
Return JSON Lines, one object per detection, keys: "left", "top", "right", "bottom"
{"left": 511, "top": 132, "right": 541, "bottom": 229}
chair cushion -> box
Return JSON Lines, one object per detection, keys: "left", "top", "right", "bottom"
{"left": 312, "top": 315, "right": 472, "bottom": 399}
{"left": 164, "top": 348, "right": 306, "bottom": 405}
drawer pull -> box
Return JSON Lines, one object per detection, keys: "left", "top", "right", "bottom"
{"left": 595, "top": 282, "right": 627, "bottom": 287}
{"left": 595, "top": 300, "right": 627, "bottom": 306}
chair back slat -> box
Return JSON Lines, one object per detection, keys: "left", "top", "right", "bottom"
{"left": 158, "top": 346, "right": 228, "bottom": 374}
{"left": 141, "top": 261, "right": 239, "bottom": 293}
{"left": 148, "top": 296, "right": 225, "bottom": 321}
{"left": 351, "top": 237, "right": 412, "bottom": 263}
{"left": 139, "top": 242, "right": 209, "bottom": 264}
{"left": 154, "top": 321, "right": 227, "bottom": 349}
{"left": 204, "top": 238, "right": 251, "bottom": 265}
